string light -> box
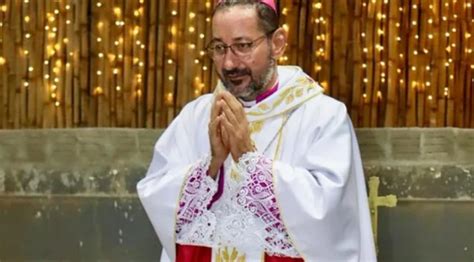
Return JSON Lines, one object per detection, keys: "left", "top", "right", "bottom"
{"left": 0, "top": 0, "right": 471, "bottom": 128}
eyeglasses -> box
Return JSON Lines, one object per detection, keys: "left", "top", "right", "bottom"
{"left": 206, "top": 34, "right": 270, "bottom": 59}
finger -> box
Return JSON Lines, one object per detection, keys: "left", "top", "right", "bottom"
{"left": 219, "top": 116, "right": 230, "bottom": 147}
{"left": 209, "top": 113, "right": 221, "bottom": 138}
{"left": 219, "top": 113, "right": 234, "bottom": 139}
{"left": 210, "top": 95, "right": 222, "bottom": 121}
{"left": 220, "top": 100, "right": 239, "bottom": 126}
{"left": 221, "top": 91, "right": 244, "bottom": 116}
{"left": 223, "top": 93, "right": 248, "bottom": 122}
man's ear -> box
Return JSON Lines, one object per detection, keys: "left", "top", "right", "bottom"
{"left": 270, "top": 27, "right": 287, "bottom": 59}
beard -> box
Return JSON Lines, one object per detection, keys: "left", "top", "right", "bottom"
{"left": 218, "top": 54, "right": 275, "bottom": 101}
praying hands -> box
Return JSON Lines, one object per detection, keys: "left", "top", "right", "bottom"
{"left": 208, "top": 91, "right": 254, "bottom": 179}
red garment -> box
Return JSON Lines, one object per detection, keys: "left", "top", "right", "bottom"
{"left": 256, "top": 82, "right": 279, "bottom": 103}
{"left": 264, "top": 253, "right": 304, "bottom": 262}
{"left": 176, "top": 244, "right": 212, "bottom": 262}
{"left": 176, "top": 244, "right": 304, "bottom": 261}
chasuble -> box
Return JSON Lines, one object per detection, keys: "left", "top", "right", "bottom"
{"left": 137, "top": 66, "right": 376, "bottom": 262}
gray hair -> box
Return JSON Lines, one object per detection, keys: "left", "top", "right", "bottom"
{"left": 213, "top": 0, "right": 279, "bottom": 35}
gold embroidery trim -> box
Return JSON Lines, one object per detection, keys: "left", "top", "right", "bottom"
{"left": 249, "top": 120, "right": 264, "bottom": 134}
{"left": 247, "top": 81, "right": 322, "bottom": 118}
{"left": 230, "top": 167, "right": 241, "bottom": 182}
{"left": 215, "top": 247, "right": 246, "bottom": 262}
{"left": 272, "top": 114, "right": 288, "bottom": 160}
{"left": 249, "top": 76, "right": 315, "bottom": 115}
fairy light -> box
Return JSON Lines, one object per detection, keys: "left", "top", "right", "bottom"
{"left": 133, "top": 26, "right": 140, "bottom": 35}
{"left": 93, "top": 87, "right": 103, "bottom": 95}
{"left": 1, "top": 0, "right": 471, "bottom": 128}
{"left": 377, "top": 91, "right": 382, "bottom": 99}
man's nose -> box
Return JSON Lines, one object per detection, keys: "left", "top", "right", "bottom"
{"left": 222, "top": 48, "right": 240, "bottom": 69}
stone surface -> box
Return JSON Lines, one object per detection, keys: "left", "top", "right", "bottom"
{"left": 378, "top": 201, "right": 474, "bottom": 262}
{"left": 0, "top": 196, "right": 161, "bottom": 261}
{"left": 0, "top": 128, "right": 473, "bottom": 261}
{"left": 364, "top": 165, "right": 474, "bottom": 199}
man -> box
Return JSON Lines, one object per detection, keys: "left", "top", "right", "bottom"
{"left": 137, "top": 0, "right": 376, "bottom": 261}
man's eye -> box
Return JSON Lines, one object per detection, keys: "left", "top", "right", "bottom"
{"left": 233, "top": 42, "right": 252, "bottom": 51}
{"left": 213, "top": 44, "right": 226, "bottom": 52}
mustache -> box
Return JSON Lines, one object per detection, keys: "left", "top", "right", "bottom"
{"left": 222, "top": 68, "right": 251, "bottom": 78}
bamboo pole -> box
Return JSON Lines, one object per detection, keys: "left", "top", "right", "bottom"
{"left": 0, "top": 0, "right": 472, "bottom": 129}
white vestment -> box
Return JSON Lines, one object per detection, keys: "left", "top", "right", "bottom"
{"left": 137, "top": 66, "right": 377, "bottom": 261}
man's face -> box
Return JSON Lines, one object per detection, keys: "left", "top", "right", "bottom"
{"left": 210, "top": 6, "right": 275, "bottom": 100}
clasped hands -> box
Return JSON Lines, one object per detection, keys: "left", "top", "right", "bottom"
{"left": 208, "top": 91, "right": 255, "bottom": 179}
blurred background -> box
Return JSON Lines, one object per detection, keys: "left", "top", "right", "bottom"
{"left": 0, "top": 0, "right": 472, "bottom": 129}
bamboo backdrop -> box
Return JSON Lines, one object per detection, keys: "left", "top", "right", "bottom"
{"left": 0, "top": 0, "right": 472, "bottom": 128}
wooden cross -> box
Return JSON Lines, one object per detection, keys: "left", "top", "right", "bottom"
{"left": 368, "top": 176, "right": 397, "bottom": 252}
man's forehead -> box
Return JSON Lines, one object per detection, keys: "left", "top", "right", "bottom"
{"left": 211, "top": 6, "right": 261, "bottom": 40}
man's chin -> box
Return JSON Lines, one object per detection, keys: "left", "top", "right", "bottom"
{"left": 225, "top": 81, "right": 251, "bottom": 97}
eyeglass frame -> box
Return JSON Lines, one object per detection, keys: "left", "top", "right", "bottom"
{"left": 205, "top": 29, "right": 277, "bottom": 60}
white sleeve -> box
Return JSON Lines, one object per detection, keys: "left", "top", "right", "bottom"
{"left": 136, "top": 102, "right": 209, "bottom": 261}
{"left": 273, "top": 103, "right": 376, "bottom": 261}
